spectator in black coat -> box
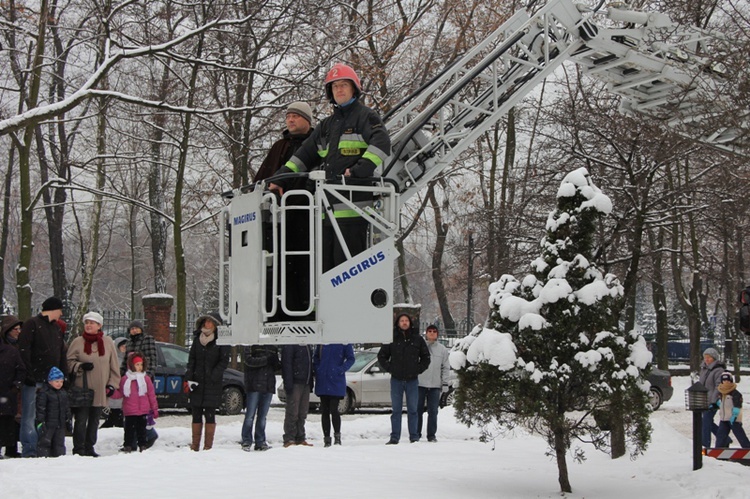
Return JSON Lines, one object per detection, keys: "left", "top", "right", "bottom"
{"left": 378, "top": 314, "right": 430, "bottom": 444}
{"left": 35, "top": 367, "right": 71, "bottom": 458}
{"left": 186, "top": 313, "right": 229, "bottom": 451}
{"left": 240, "top": 345, "right": 280, "bottom": 451}
{"left": 281, "top": 345, "right": 314, "bottom": 447}
{"left": 0, "top": 318, "right": 25, "bottom": 458}
{"left": 17, "top": 296, "right": 66, "bottom": 457}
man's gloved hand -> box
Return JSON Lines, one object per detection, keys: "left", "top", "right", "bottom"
{"left": 80, "top": 362, "right": 94, "bottom": 371}
{"left": 13, "top": 380, "right": 22, "bottom": 391}
{"left": 439, "top": 391, "right": 450, "bottom": 409}
{"left": 187, "top": 380, "right": 199, "bottom": 392}
{"left": 36, "top": 422, "right": 46, "bottom": 436}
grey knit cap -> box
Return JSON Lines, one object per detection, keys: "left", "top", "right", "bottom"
{"left": 286, "top": 101, "right": 313, "bottom": 125}
{"left": 703, "top": 347, "right": 720, "bottom": 361}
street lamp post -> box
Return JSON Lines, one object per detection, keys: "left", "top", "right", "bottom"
{"left": 685, "top": 381, "right": 709, "bottom": 470}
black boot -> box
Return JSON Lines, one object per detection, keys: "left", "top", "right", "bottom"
{"left": 334, "top": 433, "right": 342, "bottom": 445}
{"left": 324, "top": 436, "right": 332, "bottom": 448}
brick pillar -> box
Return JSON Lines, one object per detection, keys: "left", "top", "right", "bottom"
{"left": 142, "top": 294, "right": 173, "bottom": 343}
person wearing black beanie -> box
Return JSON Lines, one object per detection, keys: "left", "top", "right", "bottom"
{"left": 41, "top": 297, "right": 64, "bottom": 312}
{"left": 17, "top": 296, "right": 67, "bottom": 457}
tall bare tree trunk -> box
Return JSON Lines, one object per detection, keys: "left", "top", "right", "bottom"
{"left": 16, "top": 0, "right": 49, "bottom": 320}
{"left": 0, "top": 146, "right": 15, "bottom": 302}
{"left": 648, "top": 226, "right": 669, "bottom": 369}
{"left": 395, "top": 239, "right": 412, "bottom": 303}
{"left": 427, "top": 182, "right": 455, "bottom": 335}
{"left": 148, "top": 64, "right": 172, "bottom": 294}
{"left": 667, "top": 161, "right": 703, "bottom": 371}
{"left": 173, "top": 32, "right": 205, "bottom": 347}
{"left": 72, "top": 97, "right": 107, "bottom": 336}
{"left": 128, "top": 198, "right": 142, "bottom": 318}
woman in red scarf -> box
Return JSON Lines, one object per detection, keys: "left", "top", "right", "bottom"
{"left": 66, "top": 312, "right": 120, "bottom": 456}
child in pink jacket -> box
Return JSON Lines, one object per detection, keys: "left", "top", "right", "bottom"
{"left": 112, "top": 352, "right": 159, "bottom": 452}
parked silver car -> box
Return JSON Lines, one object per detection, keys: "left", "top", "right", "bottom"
{"left": 277, "top": 348, "right": 457, "bottom": 414}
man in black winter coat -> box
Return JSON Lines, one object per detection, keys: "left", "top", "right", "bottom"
{"left": 281, "top": 345, "right": 314, "bottom": 447}
{"left": 378, "top": 314, "right": 430, "bottom": 444}
{"left": 17, "top": 296, "right": 66, "bottom": 457}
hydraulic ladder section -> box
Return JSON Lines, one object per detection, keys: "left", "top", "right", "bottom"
{"left": 381, "top": 0, "right": 742, "bottom": 210}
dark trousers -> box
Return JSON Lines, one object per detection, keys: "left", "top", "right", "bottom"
{"left": 283, "top": 384, "right": 310, "bottom": 444}
{"left": 264, "top": 208, "right": 311, "bottom": 320}
{"left": 417, "top": 387, "right": 441, "bottom": 440}
{"left": 716, "top": 421, "right": 750, "bottom": 448}
{"left": 100, "top": 408, "right": 123, "bottom": 428}
{"left": 124, "top": 414, "right": 148, "bottom": 449}
{"left": 322, "top": 220, "right": 368, "bottom": 272}
{"left": 0, "top": 414, "right": 20, "bottom": 456}
{"left": 319, "top": 395, "right": 342, "bottom": 437}
{"left": 72, "top": 406, "right": 102, "bottom": 455}
{"left": 191, "top": 406, "right": 216, "bottom": 424}
{"left": 37, "top": 424, "right": 66, "bottom": 457}
{"left": 702, "top": 406, "right": 719, "bottom": 447}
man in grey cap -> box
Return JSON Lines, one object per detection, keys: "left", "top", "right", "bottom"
{"left": 253, "top": 101, "right": 314, "bottom": 182}
{"left": 699, "top": 347, "right": 727, "bottom": 447}
{"left": 253, "top": 102, "right": 315, "bottom": 320}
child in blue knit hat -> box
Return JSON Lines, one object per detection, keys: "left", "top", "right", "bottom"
{"left": 35, "top": 367, "right": 71, "bottom": 457}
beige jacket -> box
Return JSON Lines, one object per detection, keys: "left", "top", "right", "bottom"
{"left": 67, "top": 335, "right": 121, "bottom": 407}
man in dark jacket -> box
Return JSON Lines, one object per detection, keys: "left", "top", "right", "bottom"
{"left": 17, "top": 296, "right": 66, "bottom": 457}
{"left": 254, "top": 101, "right": 313, "bottom": 183}
{"left": 271, "top": 63, "right": 391, "bottom": 272}
{"left": 378, "top": 313, "right": 430, "bottom": 444}
{"left": 281, "top": 344, "right": 314, "bottom": 447}
{"left": 257, "top": 102, "right": 315, "bottom": 320}
{"left": 241, "top": 345, "right": 280, "bottom": 451}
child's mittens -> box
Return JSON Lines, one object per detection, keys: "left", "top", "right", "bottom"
{"left": 731, "top": 407, "right": 740, "bottom": 425}
{"left": 106, "top": 385, "right": 115, "bottom": 397}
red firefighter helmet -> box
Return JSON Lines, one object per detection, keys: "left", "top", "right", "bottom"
{"left": 324, "top": 63, "right": 362, "bottom": 101}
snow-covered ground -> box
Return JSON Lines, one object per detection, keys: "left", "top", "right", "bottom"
{"left": 3, "top": 376, "right": 749, "bottom": 498}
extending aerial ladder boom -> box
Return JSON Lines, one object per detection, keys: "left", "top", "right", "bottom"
{"left": 382, "top": 0, "right": 741, "bottom": 208}
{"left": 218, "top": 0, "right": 737, "bottom": 345}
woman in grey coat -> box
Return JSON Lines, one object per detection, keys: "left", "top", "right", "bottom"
{"left": 699, "top": 347, "right": 726, "bottom": 447}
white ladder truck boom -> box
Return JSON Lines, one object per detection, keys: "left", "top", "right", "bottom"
{"left": 218, "top": 0, "right": 735, "bottom": 346}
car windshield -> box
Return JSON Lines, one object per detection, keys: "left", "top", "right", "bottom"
{"left": 349, "top": 351, "right": 377, "bottom": 372}
{"left": 161, "top": 345, "right": 189, "bottom": 368}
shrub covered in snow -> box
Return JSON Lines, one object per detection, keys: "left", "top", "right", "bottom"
{"left": 451, "top": 167, "right": 652, "bottom": 493}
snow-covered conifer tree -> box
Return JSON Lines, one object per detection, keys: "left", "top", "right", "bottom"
{"left": 451, "top": 167, "right": 652, "bottom": 493}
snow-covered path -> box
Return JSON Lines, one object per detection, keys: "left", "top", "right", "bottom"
{"left": 3, "top": 376, "right": 749, "bottom": 498}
